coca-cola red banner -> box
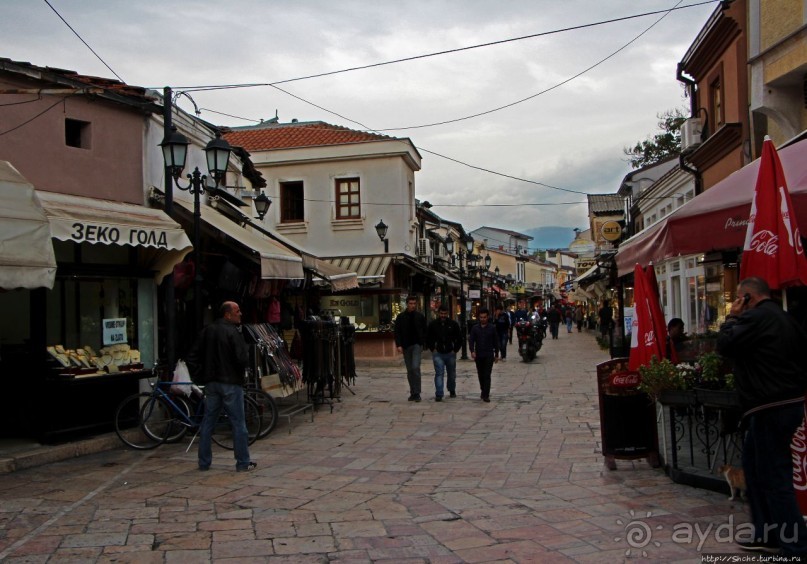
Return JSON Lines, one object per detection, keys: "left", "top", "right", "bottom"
{"left": 793, "top": 402, "right": 807, "bottom": 516}
{"left": 740, "top": 137, "right": 807, "bottom": 288}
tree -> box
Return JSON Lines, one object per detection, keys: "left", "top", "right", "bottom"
{"left": 624, "top": 108, "right": 688, "bottom": 169}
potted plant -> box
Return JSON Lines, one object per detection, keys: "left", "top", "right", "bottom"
{"left": 637, "top": 357, "right": 696, "bottom": 406}
{"left": 694, "top": 352, "right": 740, "bottom": 409}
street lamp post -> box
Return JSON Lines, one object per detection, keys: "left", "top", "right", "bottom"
{"left": 160, "top": 127, "right": 232, "bottom": 335}
{"left": 446, "top": 235, "right": 475, "bottom": 359}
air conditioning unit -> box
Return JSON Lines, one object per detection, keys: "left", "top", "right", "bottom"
{"left": 417, "top": 238, "right": 430, "bottom": 256}
{"left": 681, "top": 117, "right": 703, "bottom": 151}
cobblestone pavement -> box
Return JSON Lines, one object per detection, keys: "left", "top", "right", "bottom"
{"left": 0, "top": 329, "right": 750, "bottom": 563}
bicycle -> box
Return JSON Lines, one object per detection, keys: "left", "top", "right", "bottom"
{"left": 114, "top": 380, "right": 262, "bottom": 450}
{"left": 245, "top": 386, "right": 279, "bottom": 439}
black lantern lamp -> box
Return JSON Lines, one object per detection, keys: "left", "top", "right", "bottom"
{"left": 484, "top": 253, "right": 492, "bottom": 271}
{"left": 160, "top": 127, "right": 232, "bottom": 334}
{"left": 494, "top": 266, "right": 500, "bottom": 277}
{"left": 254, "top": 191, "right": 272, "bottom": 220}
{"left": 465, "top": 237, "right": 475, "bottom": 255}
{"left": 375, "top": 219, "right": 389, "bottom": 253}
{"left": 445, "top": 235, "right": 455, "bottom": 256}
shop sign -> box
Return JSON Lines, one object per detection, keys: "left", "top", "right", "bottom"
{"left": 67, "top": 222, "right": 170, "bottom": 247}
{"left": 103, "top": 318, "right": 128, "bottom": 345}
{"left": 601, "top": 221, "right": 622, "bottom": 242}
{"left": 468, "top": 289, "right": 481, "bottom": 299}
{"left": 623, "top": 306, "right": 634, "bottom": 337}
{"left": 608, "top": 371, "right": 641, "bottom": 388}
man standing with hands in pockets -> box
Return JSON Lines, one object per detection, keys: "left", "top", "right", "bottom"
{"left": 426, "top": 304, "right": 463, "bottom": 401}
{"left": 717, "top": 277, "right": 807, "bottom": 556}
{"left": 469, "top": 307, "right": 499, "bottom": 402}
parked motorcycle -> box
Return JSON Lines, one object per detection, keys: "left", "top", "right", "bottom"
{"left": 514, "top": 318, "right": 544, "bottom": 362}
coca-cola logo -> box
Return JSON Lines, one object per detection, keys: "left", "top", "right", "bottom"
{"left": 748, "top": 230, "right": 778, "bottom": 256}
{"left": 725, "top": 217, "right": 749, "bottom": 230}
{"left": 609, "top": 371, "right": 641, "bottom": 388}
{"left": 643, "top": 330, "right": 655, "bottom": 347}
{"left": 792, "top": 416, "right": 807, "bottom": 492}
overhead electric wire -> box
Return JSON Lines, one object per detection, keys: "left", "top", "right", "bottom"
{"left": 166, "top": 0, "right": 716, "bottom": 92}
{"left": 43, "top": 0, "right": 125, "bottom": 83}
{"left": 0, "top": 96, "right": 68, "bottom": 137}
{"left": 199, "top": 3, "right": 687, "bottom": 201}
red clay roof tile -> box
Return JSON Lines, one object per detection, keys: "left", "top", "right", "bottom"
{"left": 223, "top": 121, "right": 394, "bottom": 151}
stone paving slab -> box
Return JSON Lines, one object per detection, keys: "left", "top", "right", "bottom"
{"left": 0, "top": 330, "right": 752, "bottom": 562}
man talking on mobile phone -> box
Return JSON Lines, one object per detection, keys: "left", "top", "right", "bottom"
{"left": 717, "top": 277, "right": 807, "bottom": 556}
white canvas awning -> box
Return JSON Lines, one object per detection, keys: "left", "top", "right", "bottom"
{"left": 37, "top": 191, "right": 193, "bottom": 283}
{"left": 174, "top": 198, "right": 304, "bottom": 280}
{"left": 302, "top": 254, "right": 358, "bottom": 291}
{"left": 0, "top": 161, "right": 57, "bottom": 290}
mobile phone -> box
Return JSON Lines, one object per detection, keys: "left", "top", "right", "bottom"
{"left": 742, "top": 293, "right": 751, "bottom": 305}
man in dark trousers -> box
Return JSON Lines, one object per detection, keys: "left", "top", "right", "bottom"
{"left": 717, "top": 277, "right": 807, "bottom": 556}
{"left": 493, "top": 304, "right": 511, "bottom": 361}
{"left": 469, "top": 307, "right": 499, "bottom": 402}
{"left": 394, "top": 295, "right": 427, "bottom": 402}
{"left": 191, "top": 301, "right": 256, "bottom": 472}
{"left": 426, "top": 304, "right": 463, "bottom": 401}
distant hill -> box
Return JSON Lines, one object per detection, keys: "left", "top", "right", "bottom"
{"left": 523, "top": 226, "right": 577, "bottom": 250}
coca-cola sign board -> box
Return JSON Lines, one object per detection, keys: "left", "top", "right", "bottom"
{"left": 609, "top": 371, "right": 641, "bottom": 389}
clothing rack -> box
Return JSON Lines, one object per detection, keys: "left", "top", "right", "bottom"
{"left": 299, "top": 317, "right": 356, "bottom": 410}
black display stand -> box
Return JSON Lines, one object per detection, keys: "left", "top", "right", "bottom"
{"left": 596, "top": 357, "right": 659, "bottom": 470}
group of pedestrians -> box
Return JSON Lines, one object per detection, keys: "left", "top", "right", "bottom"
{"left": 394, "top": 296, "right": 501, "bottom": 403}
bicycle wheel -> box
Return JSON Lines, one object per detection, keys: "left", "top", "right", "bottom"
{"left": 212, "top": 395, "right": 262, "bottom": 450}
{"left": 160, "top": 394, "right": 191, "bottom": 444}
{"left": 114, "top": 393, "right": 171, "bottom": 450}
{"left": 246, "top": 387, "right": 279, "bottom": 439}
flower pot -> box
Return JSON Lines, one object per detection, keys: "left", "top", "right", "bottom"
{"left": 658, "top": 389, "right": 697, "bottom": 407}
{"left": 695, "top": 388, "right": 741, "bottom": 410}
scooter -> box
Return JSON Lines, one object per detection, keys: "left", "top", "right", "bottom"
{"left": 514, "top": 317, "right": 545, "bottom": 362}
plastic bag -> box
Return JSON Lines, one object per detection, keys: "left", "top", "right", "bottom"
{"left": 171, "top": 359, "right": 192, "bottom": 396}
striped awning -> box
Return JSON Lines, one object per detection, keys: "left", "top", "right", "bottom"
{"left": 326, "top": 255, "right": 393, "bottom": 284}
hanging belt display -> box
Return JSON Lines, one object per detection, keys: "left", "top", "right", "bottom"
{"left": 243, "top": 323, "right": 302, "bottom": 394}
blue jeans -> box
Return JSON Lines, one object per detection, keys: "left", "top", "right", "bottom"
{"left": 743, "top": 403, "right": 807, "bottom": 555}
{"left": 565, "top": 318, "right": 573, "bottom": 332}
{"left": 403, "top": 344, "right": 422, "bottom": 396}
{"left": 432, "top": 351, "right": 457, "bottom": 398}
{"left": 198, "top": 381, "right": 251, "bottom": 470}
{"left": 498, "top": 332, "right": 508, "bottom": 359}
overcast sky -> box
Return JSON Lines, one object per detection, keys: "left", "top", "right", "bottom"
{"left": 1, "top": 0, "right": 718, "bottom": 243}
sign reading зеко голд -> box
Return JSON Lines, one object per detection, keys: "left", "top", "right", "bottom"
{"left": 66, "top": 222, "right": 171, "bottom": 247}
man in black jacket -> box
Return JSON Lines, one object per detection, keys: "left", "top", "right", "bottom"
{"left": 469, "top": 308, "right": 499, "bottom": 402}
{"left": 717, "top": 277, "right": 807, "bottom": 556}
{"left": 394, "top": 295, "right": 427, "bottom": 402}
{"left": 426, "top": 304, "right": 463, "bottom": 401}
{"left": 191, "top": 301, "right": 256, "bottom": 472}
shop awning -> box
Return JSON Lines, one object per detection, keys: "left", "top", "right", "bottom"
{"left": 0, "top": 161, "right": 57, "bottom": 290}
{"left": 37, "top": 191, "right": 193, "bottom": 283}
{"left": 401, "top": 256, "right": 461, "bottom": 288}
{"left": 174, "top": 198, "right": 304, "bottom": 280}
{"left": 576, "top": 264, "right": 605, "bottom": 287}
{"left": 208, "top": 197, "right": 356, "bottom": 290}
{"left": 326, "top": 255, "right": 393, "bottom": 284}
{"left": 302, "top": 254, "right": 358, "bottom": 291}
{"left": 616, "top": 138, "right": 807, "bottom": 276}
{"left": 491, "top": 284, "right": 510, "bottom": 298}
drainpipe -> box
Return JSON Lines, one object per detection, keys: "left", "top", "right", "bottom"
{"left": 676, "top": 63, "right": 704, "bottom": 196}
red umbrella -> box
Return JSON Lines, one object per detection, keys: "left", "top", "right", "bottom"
{"left": 740, "top": 137, "right": 807, "bottom": 287}
{"left": 629, "top": 264, "right": 667, "bottom": 371}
